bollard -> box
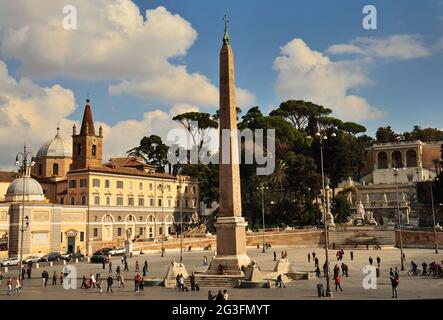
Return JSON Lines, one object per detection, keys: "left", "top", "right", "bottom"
{"left": 63, "top": 260, "right": 66, "bottom": 265}
{"left": 4, "top": 267, "right": 7, "bottom": 273}
{"left": 75, "top": 258, "right": 78, "bottom": 264}
{"left": 36, "top": 263, "right": 39, "bottom": 269}
{"left": 50, "top": 261, "right": 53, "bottom": 267}
{"left": 87, "top": 257, "right": 90, "bottom": 263}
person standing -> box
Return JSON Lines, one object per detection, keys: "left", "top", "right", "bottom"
{"left": 90, "top": 273, "right": 96, "bottom": 288}
{"left": 42, "top": 270, "right": 49, "bottom": 287}
{"left": 26, "top": 267, "right": 32, "bottom": 279}
{"left": 96, "top": 277, "right": 103, "bottom": 293}
{"left": 107, "top": 275, "right": 114, "bottom": 293}
{"left": 6, "top": 276, "right": 13, "bottom": 295}
{"left": 223, "top": 289, "right": 229, "bottom": 300}
{"left": 81, "top": 275, "right": 88, "bottom": 289}
{"left": 121, "top": 255, "right": 125, "bottom": 265}
{"left": 369, "top": 256, "right": 373, "bottom": 266}
{"left": 273, "top": 251, "right": 276, "bottom": 261}
{"left": 116, "top": 265, "right": 121, "bottom": 276}
{"left": 376, "top": 256, "right": 381, "bottom": 268}
{"left": 135, "top": 260, "right": 139, "bottom": 273}
{"left": 52, "top": 271, "right": 57, "bottom": 285}
{"left": 60, "top": 272, "right": 64, "bottom": 285}
{"left": 308, "top": 253, "right": 311, "bottom": 263}
{"left": 102, "top": 259, "right": 106, "bottom": 270}
{"left": 21, "top": 267, "right": 25, "bottom": 280}
{"left": 208, "top": 290, "right": 215, "bottom": 300}
{"left": 312, "top": 251, "right": 316, "bottom": 260}
{"left": 315, "top": 257, "right": 319, "bottom": 269}
{"left": 203, "top": 256, "right": 208, "bottom": 265}
{"left": 334, "top": 274, "right": 343, "bottom": 292}
{"left": 109, "top": 261, "right": 113, "bottom": 273}
{"left": 134, "top": 273, "right": 141, "bottom": 292}
{"left": 120, "top": 274, "right": 125, "bottom": 288}
{"left": 215, "top": 290, "right": 224, "bottom": 300}
{"left": 390, "top": 269, "right": 399, "bottom": 298}
{"left": 124, "top": 260, "right": 129, "bottom": 272}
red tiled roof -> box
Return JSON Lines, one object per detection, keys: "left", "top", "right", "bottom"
{"left": 106, "top": 156, "right": 155, "bottom": 169}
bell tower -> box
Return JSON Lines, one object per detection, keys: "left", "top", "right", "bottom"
{"left": 72, "top": 99, "right": 103, "bottom": 170}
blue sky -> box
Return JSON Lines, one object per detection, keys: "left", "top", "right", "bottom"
{"left": 0, "top": 0, "right": 442, "bottom": 168}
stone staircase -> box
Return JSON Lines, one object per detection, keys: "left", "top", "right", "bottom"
{"left": 185, "top": 274, "right": 243, "bottom": 288}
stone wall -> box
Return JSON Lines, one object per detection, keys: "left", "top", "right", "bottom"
{"left": 395, "top": 230, "right": 443, "bottom": 248}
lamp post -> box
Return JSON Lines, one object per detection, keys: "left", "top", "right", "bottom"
{"left": 15, "top": 144, "right": 35, "bottom": 277}
{"left": 393, "top": 168, "right": 405, "bottom": 271}
{"left": 178, "top": 176, "right": 185, "bottom": 263}
{"left": 257, "top": 185, "right": 269, "bottom": 253}
{"left": 429, "top": 172, "right": 439, "bottom": 254}
{"left": 308, "top": 127, "right": 336, "bottom": 298}
{"left": 160, "top": 178, "right": 165, "bottom": 257}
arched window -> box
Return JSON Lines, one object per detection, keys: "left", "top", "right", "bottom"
{"left": 53, "top": 163, "right": 59, "bottom": 176}
{"left": 377, "top": 152, "right": 388, "bottom": 169}
{"left": 92, "top": 145, "right": 97, "bottom": 156}
{"left": 392, "top": 150, "right": 403, "bottom": 168}
{"left": 406, "top": 150, "right": 417, "bottom": 168}
{"left": 77, "top": 144, "right": 83, "bottom": 156}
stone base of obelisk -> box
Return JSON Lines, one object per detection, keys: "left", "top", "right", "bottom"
{"left": 207, "top": 216, "right": 251, "bottom": 275}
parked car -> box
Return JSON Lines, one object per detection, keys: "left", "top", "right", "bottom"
{"left": 90, "top": 254, "right": 110, "bottom": 264}
{"left": 0, "top": 257, "right": 20, "bottom": 267}
{"left": 22, "top": 255, "right": 41, "bottom": 264}
{"left": 61, "top": 251, "right": 85, "bottom": 261}
{"left": 40, "top": 252, "right": 62, "bottom": 262}
{"left": 101, "top": 247, "right": 113, "bottom": 256}
{"left": 109, "top": 247, "right": 126, "bottom": 256}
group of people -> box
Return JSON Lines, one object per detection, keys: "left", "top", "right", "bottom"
{"left": 411, "top": 260, "right": 443, "bottom": 277}
{"left": 208, "top": 289, "right": 229, "bottom": 300}
{"left": 1, "top": 274, "right": 21, "bottom": 295}
{"left": 175, "top": 273, "right": 187, "bottom": 291}
{"left": 335, "top": 250, "right": 345, "bottom": 261}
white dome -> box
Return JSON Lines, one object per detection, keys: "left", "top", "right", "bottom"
{"left": 37, "top": 131, "right": 72, "bottom": 158}
{"left": 6, "top": 177, "right": 45, "bottom": 202}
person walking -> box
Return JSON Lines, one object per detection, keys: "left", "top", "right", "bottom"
{"left": 135, "top": 260, "right": 139, "bottom": 273}
{"left": 96, "top": 277, "right": 103, "bottom": 293}
{"left": 315, "top": 266, "right": 321, "bottom": 277}
{"left": 42, "top": 270, "right": 49, "bottom": 287}
{"left": 124, "top": 260, "right": 129, "bottom": 272}
{"left": 120, "top": 274, "right": 125, "bottom": 288}
{"left": 143, "top": 263, "right": 147, "bottom": 277}
{"left": 308, "top": 253, "right": 311, "bottom": 263}
{"left": 369, "top": 256, "right": 373, "bottom": 266}
{"left": 334, "top": 274, "right": 343, "bottom": 292}
{"left": 107, "top": 275, "right": 114, "bottom": 293}
{"left": 190, "top": 272, "right": 196, "bottom": 291}
{"left": 208, "top": 290, "right": 215, "bottom": 300}
{"left": 6, "top": 276, "right": 12, "bottom": 295}
{"left": 15, "top": 277, "right": 22, "bottom": 295}
{"left": 121, "top": 255, "right": 125, "bottom": 265}
{"left": 178, "top": 273, "right": 185, "bottom": 292}
{"left": 60, "top": 272, "right": 64, "bottom": 285}
{"left": 21, "top": 267, "right": 25, "bottom": 280}
{"left": 215, "top": 290, "right": 224, "bottom": 300}
{"left": 273, "top": 251, "right": 276, "bottom": 261}
{"left": 376, "top": 256, "right": 381, "bottom": 268}
{"left": 116, "top": 265, "right": 121, "bottom": 276}
{"left": 134, "top": 273, "right": 141, "bottom": 292}
{"left": 315, "top": 257, "right": 319, "bottom": 269}
{"left": 109, "top": 261, "right": 113, "bottom": 273}
{"left": 52, "top": 271, "right": 57, "bottom": 285}
{"left": 90, "top": 273, "right": 97, "bottom": 288}
{"left": 312, "top": 251, "right": 316, "bottom": 260}
{"left": 26, "top": 267, "right": 31, "bottom": 279}
{"left": 350, "top": 251, "right": 354, "bottom": 261}
{"left": 81, "top": 275, "right": 88, "bottom": 289}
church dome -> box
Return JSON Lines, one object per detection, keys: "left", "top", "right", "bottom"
{"left": 5, "top": 176, "right": 45, "bottom": 202}
{"left": 36, "top": 128, "right": 72, "bottom": 158}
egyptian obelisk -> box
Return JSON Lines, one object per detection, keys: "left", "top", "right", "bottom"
{"left": 208, "top": 15, "right": 251, "bottom": 275}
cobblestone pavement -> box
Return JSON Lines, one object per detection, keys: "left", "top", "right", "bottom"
{"left": 2, "top": 246, "right": 443, "bottom": 300}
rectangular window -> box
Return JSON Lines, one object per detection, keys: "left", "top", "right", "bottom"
{"left": 93, "top": 179, "right": 100, "bottom": 188}
{"left": 117, "top": 196, "right": 124, "bottom": 206}
{"left": 93, "top": 228, "right": 98, "bottom": 237}
{"left": 168, "top": 199, "right": 171, "bottom": 207}
{"left": 60, "top": 232, "right": 63, "bottom": 243}
{"left": 129, "top": 181, "right": 133, "bottom": 190}
{"left": 167, "top": 184, "right": 171, "bottom": 192}
{"left": 116, "top": 181, "right": 124, "bottom": 189}
{"left": 69, "top": 180, "right": 76, "bottom": 188}
{"left": 80, "top": 179, "right": 87, "bottom": 188}
{"left": 105, "top": 179, "right": 110, "bottom": 188}
{"left": 128, "top": 197, "right": 134, "bottom": 206}
{"left": 94, "top": 195, "right": 100, "bottom": 205}
{"left": 80, "top": 232, "right": 84, "bottom": 242}
{"left": 158, "top": 198, "right": 162, "bottom": 207}
{"left": 159, "top": 227, "right": 163, "bottom": 235}
{"left": 149, "top": 183, "right": 153, "bottom": 191}
{"left": 60, "top": 197, "right": 64, "bottom": 205}
{"left": 117, "top": 228, "right": 122, "bottom": 237}
{"left": 138, "top": 197, "right": 144, "bottom": 206}
{"left": 70, "top": 197, "right": 75, "bottom": 205}
{"left": 139, "top": 227, "right": 144, "bottom": 235}
{"left": 81, "top": 195, "right": 87, "bottom": 205}
{"left": 106, "top": 196, "right": 111, "bottom": 206}
{"left": 139, "top": 182, "right": 143, "bottom": 190}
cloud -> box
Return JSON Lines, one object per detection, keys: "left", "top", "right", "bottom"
{"left": 274, "top": 38, "right": 385, "bottom": 121}
{"left": 0, "top": 59, "right": 193, "bottom": 170}
{"left": 327, "top": 35, "right": 431, "bottom": 60}
{"left": 0, "top": 1, "right": 255, "bottom": 109}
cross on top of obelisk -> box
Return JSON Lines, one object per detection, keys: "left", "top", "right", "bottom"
{"left": 223, "top": 14, "right": 230, "bottom": 44}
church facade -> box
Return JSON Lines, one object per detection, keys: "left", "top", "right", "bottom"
{"left": 0, "top": 100, "right": 199, "bottom": 257}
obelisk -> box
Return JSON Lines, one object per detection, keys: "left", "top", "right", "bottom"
{"left": 208, "top": 15, "right": 251, "bottom": 275}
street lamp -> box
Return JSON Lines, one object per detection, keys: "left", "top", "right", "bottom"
{"left": 307, "top": 127, "right": 336, "bottom": 298}
{"left": 15, "top": 144, "right": 35, "bottom": 277}
{"left": 178, "top": 176, "right": 185, "bottom": 263}
{"left": 429, "top": 171, "right": 439, "bottom": 254}
{"left": 393, "top": 168, "right": 405, "bottom": 271}
{"left": 160, "top": 178, "right": 165, "bottom": 257}
{"left": 256, "top": 185, "right": 269, "bottom": 253}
